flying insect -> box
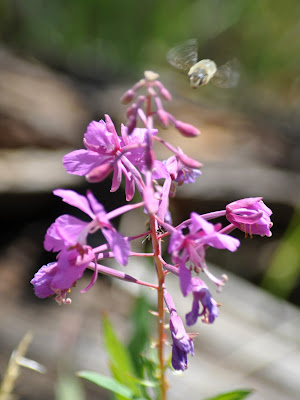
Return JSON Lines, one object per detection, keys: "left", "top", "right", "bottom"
{"left": 167, "top": 38, "right": 239, "bottom": 89}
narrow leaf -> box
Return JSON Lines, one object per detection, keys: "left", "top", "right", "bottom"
{"left": 101, "top": 313, "right": 139, "bottom": 396}
{"left": 77, "top": 371, "right": 144, "bottom": 400}
{"left": 203, "top": 389, "right": 253, "bottom": 400}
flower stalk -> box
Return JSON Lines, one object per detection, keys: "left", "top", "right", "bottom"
{"left": 149, "top": 214, "right": 167, "bottom": 399}
{"left": 31, "top": 70, "right": 273, "bottom": 398}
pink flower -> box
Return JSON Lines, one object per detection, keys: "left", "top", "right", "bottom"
{"left": 226, "top": 197, "right": 273, "bottom": 237}
{"left": 169, "top": 213, "right": 240, "bottom": 269}
{"left": 31, "top": 189, "right": 131, "bottom": 301}
{"left": 164, "top": 155, "right": 201, "bottom": 185}
{"left": 168, "top": 213, "right": 239, "bottom": 288}
{"left": 49, "top": 189, "right": 130, "bottom": 266}
{"left": 63, "top": 115, "right": 157, "bottom": 201}
{"left": 31, "top": 246, "right": 94, "bottom": 303}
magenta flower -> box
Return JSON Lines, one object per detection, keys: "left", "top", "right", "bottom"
{"left": 31, "top": 189, "right": 131, "bottom": 302}
{"left": 163, "top": 155, "right": 201, "bottom": 185}
{"left": 168, "top": 212, "right": 240, "bottom": 269}
{"left": 226, "top": 197, "right": 273, "bottom": 237}
{"left": 63, "top": 115, "right": 157, "bottom": 200}
{"left": 49, "top": 189, "right": 130, "bottom": 266}
{"left": 168, "top": 213, "right": 239, "bottom": 288}
{"left": 31, "top": 245, "right": 94, "bottom": 303}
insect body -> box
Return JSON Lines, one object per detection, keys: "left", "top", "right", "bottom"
{"left": 167, "top": 38, "right": 239, "bottom": 89}
{"left": 188, "top": 59, "right": 217, "bottom": 88}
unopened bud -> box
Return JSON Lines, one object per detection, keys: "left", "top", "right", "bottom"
{"left": 154, "top": 82, "right": 172, "bottom": 101}
{"left": 127, "top": 115, "right": 137, "bottom": 135}
{"left": 120, "top": 89, "right": 135, "bottom": 104}
{"left": 160, "top": 87, "right": 172, "bottom": 101}
{"left": 126, "top": 103, "right": 137, "bottom": 119}
{"left": 175, "top": 120, "right": 200, "bottom": 137}
{"left": 86, "top": 163, "right": 114, "bottom": 183}
{"left": 145, "top": 148, "right": 155, "bottom": 170}
{"left": 177, "top": 153, "right": 202, "bottom": 169}
{"left": 157, "top": 109, "right": 169, "bottom": 128}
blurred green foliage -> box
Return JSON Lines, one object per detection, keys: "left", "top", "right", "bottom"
{"left": 262, "top": 198, "right": 300, "bottom": 299}
{"left": 80, "top": 299, "right": 160, "bottom": 400}
{"left": 1, "top": 0, "right": 300, "bottom": 89}
{"left": 78, "top": 298, "right": 252, "bottom": 400}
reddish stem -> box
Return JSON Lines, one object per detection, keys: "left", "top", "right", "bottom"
{"left": 149, "top": 213, "right": 167, "bottom": 399}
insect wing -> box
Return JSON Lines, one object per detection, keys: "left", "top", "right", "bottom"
{"left": 167, "top": 38, "right": 198, "bottom": 72}
{"left": 211, "top": 59, "right": 240, "bottom": 88}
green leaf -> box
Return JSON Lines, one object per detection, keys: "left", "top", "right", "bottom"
{"left": 77, "top": 371, "right": 145, "bottom": 400}
{"left": 110, "top": 362, "right": 133, "bottom": 400}
{"left": 101, "top": 313, "right": 140, "bottom": 397}
{"left": 262, "top": 200, "right": 300, "bottom": 298}
{"left": 203, "top": 389, "right": 253, "bottom": 400}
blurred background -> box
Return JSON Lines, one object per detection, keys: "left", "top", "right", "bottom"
{"left": 0, "top": 0, "right": 300, "bottom": 399}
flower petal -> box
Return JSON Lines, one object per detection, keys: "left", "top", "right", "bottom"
{"left": 102, "top": 229, "right": 130, "bottom": 266}
{"left": 54, "top": 189, "right": 94, "bottom": 219}
{"left": 63, "top": 149, "right": 105, "bottom": 176}
{"left": 44, "top": 215, "right": 87, "bottom": 251}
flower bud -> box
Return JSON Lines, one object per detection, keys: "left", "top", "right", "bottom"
{"left": 157, "top": 109, "right": 169, "bottom": 128}
{"left": 86, "top": 163, "right": 114, "bottom": 183}
{"left": 154, "top": 81, "right": 172, "bottom": 101}
{"left": 226, "top": 197, "right": 273, "bottom": 237}
{"left": 174, "top": 120, "right": 200, "bottom": 137}
{"left": 176, "top": 152, "right": 202, "bottom": 169}
{"left": 120, "top": 89, "right": 135, "bottom": 104}
{"left": 127, "top": 115, "right": 137, "bottom": 135}
{"left": 160, "top": 87, "right": 172, "bottom": 101}
{"left": 126, "top": 103, "right": 137, "bottom": 118}
{"left": 145, "top": 148, "right": 155, "bottom": 170}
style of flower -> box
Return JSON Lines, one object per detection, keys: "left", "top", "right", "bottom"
{"left": 63, "top": 114, "right": 157, "bottom": 201}
{"left": 31, "top": 189, "right": 130, "bottom": 302}
{"left": 226, "top": 197, "right": 273, "bottom": 237}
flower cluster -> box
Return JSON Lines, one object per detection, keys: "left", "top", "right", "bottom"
{"left": 31, "top": 71, "right": 273, "bottom": 372}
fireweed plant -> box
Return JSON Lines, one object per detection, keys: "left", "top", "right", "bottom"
{"left": 31, "top": 71, "right": 273, "bottom": 399}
